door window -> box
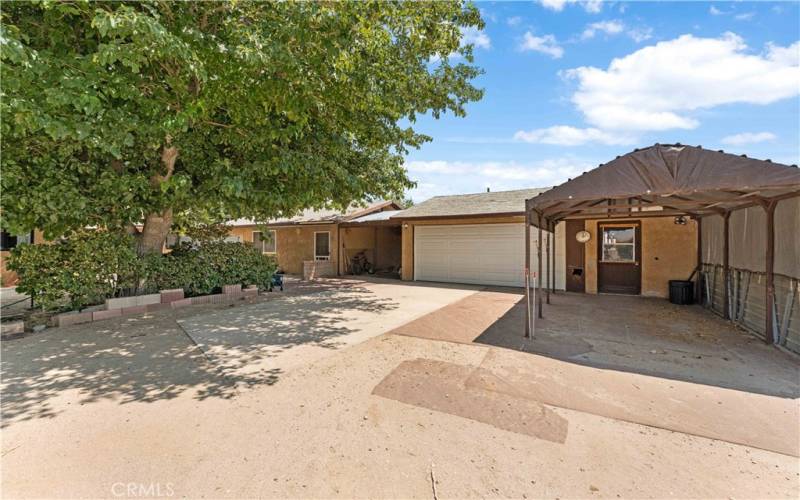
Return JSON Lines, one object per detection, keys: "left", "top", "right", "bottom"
{"left": 601, "top": 227, "right": 636, "bottom": 262}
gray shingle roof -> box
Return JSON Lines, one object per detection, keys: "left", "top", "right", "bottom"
{"left": 395, "top": 188, "right": 550, "bottom": 219}
{"left": 229, "top": 201, "right": 398, "bottom": 226}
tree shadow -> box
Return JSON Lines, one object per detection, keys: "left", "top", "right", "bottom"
{"left": 1, "top": 282, "right": 398, "bottom": 427}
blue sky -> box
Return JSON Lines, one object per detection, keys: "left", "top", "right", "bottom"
{"left": 404, "top": 0, "right": 800, "bottom": 201}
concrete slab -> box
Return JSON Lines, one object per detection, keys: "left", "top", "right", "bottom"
{"left": 177, "top": 280, "right": 479, "bottom": 380}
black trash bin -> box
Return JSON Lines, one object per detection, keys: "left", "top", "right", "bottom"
{"left": 668, "top": 280, "right": 694, "bottom": 305}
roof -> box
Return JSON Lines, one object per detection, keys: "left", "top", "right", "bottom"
{"left": 396, "top": 188, "right": 550, "bottom": 219}
{"left": 527, "top": 144, "right": 800, "bottom": 222}
{"left": 228, "top": 200, "right": 401, "bottom": 227}
{"left": 345, "top": 210, "right": 403, "bottom": 223}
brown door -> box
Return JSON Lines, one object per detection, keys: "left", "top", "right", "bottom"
{"left": 564, "top": 220, "right": 586, "bottom": 292}
{"left": 598, "top": 222, "right": 641, "bottom": 294}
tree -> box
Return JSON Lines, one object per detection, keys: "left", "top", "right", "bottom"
{"left": 1, "top": 1, "right": 483, "bottom": 254}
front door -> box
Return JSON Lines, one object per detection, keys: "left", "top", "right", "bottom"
{"left": 598, "top": 222, "right": 641, "bottom": 294}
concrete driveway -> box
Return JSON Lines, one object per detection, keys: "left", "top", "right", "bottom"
{"left": 1, "top": 279, "right": 798, "bottom": 498}
{"left": 177, "top": 279, "right": 479, "bottom": 379}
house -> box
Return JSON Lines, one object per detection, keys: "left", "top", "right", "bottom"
{"left": 227, "top": 200, "right": 403, "bottom": 277}
{"left": 1, "top": 230, "right": 45, "bottom": 285}
{"left": 393, "top": 188, "right": 562, "bottom": 288}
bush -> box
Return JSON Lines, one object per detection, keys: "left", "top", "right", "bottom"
{"left": 9, "top": 232, "right": 275, "bottom": 311}
{"left": 142, "top": 241, "right": 276, "bottom": 297}
{"left": 9, "top": 230, "right": 139, "bottom": 311}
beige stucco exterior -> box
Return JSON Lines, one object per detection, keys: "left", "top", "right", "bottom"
{"left": 339, "top": 225, "right": 401, "bottom": 274}
{"left": 229, "top": 224, "right": 339, "bottom": 275}
{"left": 400, "top": 215, "right": 525, "bottom": 281}
{"left": 582, "top": 216, "right": 698, "bottom": 298}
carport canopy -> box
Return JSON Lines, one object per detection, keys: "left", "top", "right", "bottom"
{"left": 522, "top": 143, "right": 800, "bottom": 340}
{"left": 526, "top": 144, "right": 800, "bottom": 223}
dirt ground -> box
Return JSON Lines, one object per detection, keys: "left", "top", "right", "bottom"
{"left": 2, "top": 278, "right": 798, "bottom": 498}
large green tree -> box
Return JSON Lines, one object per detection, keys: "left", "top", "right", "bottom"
{"left": 1, "top": 1, "right": 483, "bottom": 253}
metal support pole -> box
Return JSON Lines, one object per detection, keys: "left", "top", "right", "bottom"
{"left": 764, "top": 201, "right": 776, "bottom": 344}
{"left": 549, "top": 221, "right": 556, "bottom": 295}
{"left": 537, "top": 213, "right": 543, "bottom": 319}
{"left": 696, "top": 217, "right": 702, "bottom": 304}
{"left": 525, "top": 209, "right": 531, "bottom": 338}
{"left": 722, "top": 211, "right": 730, "bottom": 320}
{"left": 545, "top": 226, "right": 550, "bottom": 305}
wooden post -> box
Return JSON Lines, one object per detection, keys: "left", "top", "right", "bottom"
{"left": 537, "top": 213, "right": 543, "bottom": 319}
{"left": 525, "top": 209, "right": 531, "bottom": 338}
{"left": 722, "top": 211, "right": 730, "bottom": 319}
{"left": 764, "top": 201, "right": 776, "bottom": 344}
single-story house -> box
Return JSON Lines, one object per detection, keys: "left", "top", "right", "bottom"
{"left": 227, "top": 201, "right": 403, "bottom": 277}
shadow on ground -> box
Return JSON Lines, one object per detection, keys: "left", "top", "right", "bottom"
{"left": 0, "top": 281, "right": 396, "bottom": 427}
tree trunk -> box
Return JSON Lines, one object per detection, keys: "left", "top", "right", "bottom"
{"left": 136, "top": 144, "right": 179, "bottom": 256}
{"left": 137, "top": 208, "right": 173, "bottom": 255}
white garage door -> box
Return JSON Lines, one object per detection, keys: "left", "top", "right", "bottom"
{"left": 414, "top": 223, "right": 538, "bottom": 287}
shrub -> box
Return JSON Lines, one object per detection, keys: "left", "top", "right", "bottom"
{"left": 142, "top": 241, "right": 275, "bottom": 297}
{"left": 9, "top": 230, "right": 139, "bottom": 311}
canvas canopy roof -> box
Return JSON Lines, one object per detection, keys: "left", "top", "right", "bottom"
{"left": 526, "top": 144, "right": 800, "bottom": 223}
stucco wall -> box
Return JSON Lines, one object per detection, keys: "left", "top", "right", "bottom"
{"left": 583, "top": 216, "right": 697, "bottom": 297}
{"left": 339, "top": 226, "right": 402, "bottom": 274}
{"left": 229, "top": 224, "right": 338, "bottom": 275}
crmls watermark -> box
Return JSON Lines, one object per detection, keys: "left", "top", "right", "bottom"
{"left": 111, "top": 482, "right": 175, "bottom": 497}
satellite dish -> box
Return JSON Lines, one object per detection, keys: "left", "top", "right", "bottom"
{"left": 576, "top": 230, "right": 591, "bottom": 243}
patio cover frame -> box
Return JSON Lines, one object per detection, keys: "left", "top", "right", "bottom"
{"left": 523, "top": 144, "right": 800, "bottom": 342}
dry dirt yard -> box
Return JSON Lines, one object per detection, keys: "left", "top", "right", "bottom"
{"left": 2, "top": 278, "right": 798, "bottom": 499}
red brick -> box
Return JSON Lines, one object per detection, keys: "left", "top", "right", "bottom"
{"left": 171, "top": 298, "right": 192, "bottom": 309}
{"left": 160, "top": 288, "right": 185, "bottom": 303}
{"left": 121, "top": 305, "right": 147, "bottom": 316}
{"left": 92, "top": 309, "right": 122, "bottom": 321}
{"left": 223, "top": 284, "right": 242, "bottom": 295}
{"left": 190, "top": 295, "right": 211, "bottom": 305}
{"left": 55, "top": 311, "right": 93, "bottom": 327}
{"left": 146, "top": 302, "right": 171, "bottom": 312}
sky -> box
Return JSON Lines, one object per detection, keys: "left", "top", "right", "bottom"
{"left": 403, "top": 0, "right": 800, "bottom": 202}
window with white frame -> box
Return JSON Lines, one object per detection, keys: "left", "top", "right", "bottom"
{"left": 252, "top": 230, "right": 276, "bottom": 253}
{"left": 314, "top": 231, "right": 330, "bottom": 260}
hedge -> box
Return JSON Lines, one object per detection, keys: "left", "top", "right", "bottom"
{"left": 9, "top": 231, "right": 276, "bottom": 311}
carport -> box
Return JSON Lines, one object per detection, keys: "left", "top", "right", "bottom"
{"left": 338, "top": 211, "right": 403, "bottom": 278}
{"left": 524, "top": 144, "right": 800, "bottom": 351}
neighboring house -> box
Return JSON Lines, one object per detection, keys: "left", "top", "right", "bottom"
{"left": 227, "top": 201, "right": 403, "bottom": 277}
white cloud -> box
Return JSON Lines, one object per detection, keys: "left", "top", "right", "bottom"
{"left": 720, "top": 132, "right": 777, "bottom": 145}
{"left": 581, "top": 20, "right": 624, "bottom": 40}
{"left": 404, "top": 159, "right": 596, "bottom": 200}
{"left": 709, "top": 5, "right": 723, "bottom": 16}
{"left": 627, "top": 26, "right": 653, "bottom": 43}
{"left": 507, "top": 16, "right": 523, "bottom": 27}
{"left": 563, "top": 33, "right": 800, "bottom": 132}
{"left": 538, "top": 0, "right": 603, "bottom": 13}
{"left": 513, "top": 126, "right": 635, "bottom": 146}
{"left": 461, "top": 26, "right": 491, "bottom": 50}
{"left": 519, "top": 32, "right": 564, "bottom": 59}
{"left": 735, "top": 12, "right": 755, "bottom": 21}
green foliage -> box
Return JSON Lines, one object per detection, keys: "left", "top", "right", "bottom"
{"left": 8, "top": 230, "right": 140, "bottom": 311}
{"left": 9, "top": 231, "right": 276, "bottom": 311}
{"left": 1, "top": 1, "right": 484, "bottom": 240}
{"left": 143, "top": 242, "right": 276, "bottom": 296}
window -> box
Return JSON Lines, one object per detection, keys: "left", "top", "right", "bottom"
{"left": 1, "top": 231, "right": 32, "bottom": 251}
{"left": 601, "top": 226, "right": 635, "bottom": 262}
{"left": 314, "top": 231, "right": 330, "bottom": 260}
{"left": 253, "top": 230, "right": 276, "bottom": 253}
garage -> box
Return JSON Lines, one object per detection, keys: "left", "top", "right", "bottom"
{"left": 414, "top": 223, "right": 537, "bottom": 287}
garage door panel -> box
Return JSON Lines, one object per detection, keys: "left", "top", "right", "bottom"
{"left": 415, "top": 223, "right": 540, "bottom": 287}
